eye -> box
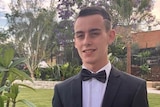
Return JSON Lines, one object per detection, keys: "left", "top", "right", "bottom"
{"left": 90, "top": 31, "right": 100, "bottom": 37}
{"left": 75, "top": 33, "right": 84, "bottom": 39}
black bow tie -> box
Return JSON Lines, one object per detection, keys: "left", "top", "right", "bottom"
{"left": 81, "top": 69, "right": 106, "bottom": 83}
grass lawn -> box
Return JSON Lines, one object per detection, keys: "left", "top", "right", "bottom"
{"left": 17, "top": 88, "right": 53, "bottom": 107}
{"left": 17, "top": 88, "right": 160, "bottom": 107}
{"left": 148, "top": 93, "right": 160, "bottom": 107}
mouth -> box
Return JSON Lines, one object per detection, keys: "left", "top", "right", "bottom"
{"left": 82, "top": 49, "right": 96, "bottom": 53}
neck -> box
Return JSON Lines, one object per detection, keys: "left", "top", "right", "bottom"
{"left": 83, "top": 60, "right": 109, "bottom": 73}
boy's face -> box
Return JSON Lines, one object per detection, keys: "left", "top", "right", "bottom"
{"left": 74, "top": 14, "right": 115, "bottom": 68}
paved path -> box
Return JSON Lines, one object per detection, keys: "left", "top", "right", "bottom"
{"left": 14, "top": 80, "right": 160, "bottom": 94}
{"left": 147, "top": 88, "right": 160, "bottom": 94}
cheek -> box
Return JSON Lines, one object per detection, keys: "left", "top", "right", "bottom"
{"left": 98, "top": 37, "right": 109, "bottom": 46}
{"left": 74, "top": 42, "right": 82, "bottom": 53}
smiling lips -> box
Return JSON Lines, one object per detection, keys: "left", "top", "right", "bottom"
{"left": 82, "top": 49, "right": 96, "bottom": 54}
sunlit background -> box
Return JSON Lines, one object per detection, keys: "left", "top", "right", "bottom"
{"left": 0, "top": 0, "right": 51, "bottom": 28}
{"left": 0, "top": 0, "right": 160, "bottom": 30}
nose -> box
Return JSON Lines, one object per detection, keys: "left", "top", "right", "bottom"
{"left": 83, "top": 34, "right": 91, "bottom": 46}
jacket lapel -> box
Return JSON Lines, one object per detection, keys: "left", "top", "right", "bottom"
{"left": 102, "top": 67, "right": 122, "bottom": 107}
{"left": 71, "top": 73, "right": 82, "bottom": 107}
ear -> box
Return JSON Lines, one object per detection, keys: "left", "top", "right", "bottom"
{"left": 108, "top": 29, "right": 116, "bottom": 45}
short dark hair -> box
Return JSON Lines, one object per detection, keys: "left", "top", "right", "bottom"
{"left": 75, "top": 6, "right": 112, "bottom": 31}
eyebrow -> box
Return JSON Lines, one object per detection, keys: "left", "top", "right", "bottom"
{"left": 75, "top": 28, "right": 101, "bottom": 34}
{"left": 89, "top": 28, "right": 101, "bottom": 32}
{"left": 75, "top": 31, "right": 83, "bottom": 35}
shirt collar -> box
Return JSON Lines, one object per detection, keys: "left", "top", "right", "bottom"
{"left": 82, "top": 61, "right": 111, "bottom": 80}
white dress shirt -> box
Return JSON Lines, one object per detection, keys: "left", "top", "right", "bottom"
{"left": 82, "top": 62, "right": 111, "bottom": 107}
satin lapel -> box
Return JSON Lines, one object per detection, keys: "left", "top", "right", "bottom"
{"left": 71, "top": 73, "right": 82, "bottom": 107}
{"left": 102, "top": 67, "right": 122, "bottom": 107}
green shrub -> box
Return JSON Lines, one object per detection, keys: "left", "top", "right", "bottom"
{"left": 34, "top": 63, "right": 81, "bottom": 81}
{"left": 0, "top": 46, "right": 35, "bottom": 107}
{"left": 60, "top": 63, "right": 81, "bottom": 80}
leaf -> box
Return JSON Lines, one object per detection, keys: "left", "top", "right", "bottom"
{"left": 10, "top": 84, "right": 19, "bottom": 99}
{"left": 0, "top": 86, "right": 8, "bottom": 93}
{"left": 7, "top": 72, "right": 18, "bottom": 83}
{"left": 0, "top": 66, "right": 9, "bottom": 72}
{"left": 4, "top": 93, "right": 15, "bottom": 99}
{"left": 0, "top": 96, "right": 4, "bottom": 107}
{"left": 0, "top": 95, "right": 9, "bottom": 101}
{"left": 17, "top": 84, "right": 35, "bottom": 91}
{"left": 17, "top": 99, "right": 36, "bottom": 107}
{"left": 2, "top": 47, "right": 14, "bottom": 68}
{"left": 10, "top": 58, "right": 26, "bottom": 68}
{"left": 9, "top": 68, "right": 33, "bottom": 82}
{"left": 0, "top": 48, "right": 3, "bottom": 65}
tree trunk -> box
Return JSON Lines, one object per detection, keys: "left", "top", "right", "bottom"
{"left": 26, "top": 61, "right": 35, "bottom": 80}
{"left": 127, "top": 43, "right": 131, "bottom": 74}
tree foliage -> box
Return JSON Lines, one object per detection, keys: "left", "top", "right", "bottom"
{"left": 0, "top": 30, "right": 9, "bottom": 44}
{"left": 6, "top": 0, "right": 57, "bottom": 79}
{"left": 3, "top": 0, "right": 156, "bottom": 77}
{"left": 57, "top": 0, "right": 154, "bottom": 29}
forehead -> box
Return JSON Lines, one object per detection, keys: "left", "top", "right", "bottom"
{"left": 74, "top": 14, "right": 105, "bottom": 32}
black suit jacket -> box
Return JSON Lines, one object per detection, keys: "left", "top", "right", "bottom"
{"left": 52, "top": 66, "right": 149, "bottom": 107}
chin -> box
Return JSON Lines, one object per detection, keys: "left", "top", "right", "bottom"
{"left": 83, "top": 59, "right": 96, "bottom": 65}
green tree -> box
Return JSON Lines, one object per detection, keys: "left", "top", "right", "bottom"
{"left": 108, "top": 35, "right": 127, "bottom": 71}
{"left": 138, "top": 50, "right": 151, "bottom": 78}
{"left": 0, "top": 30, "right": 9, "bottom": 44}
{"left": 46, "top": 20, "right": 77, "bottom": 65}
{"left": 6, "top": 0, "right": 57, "bottom": 79}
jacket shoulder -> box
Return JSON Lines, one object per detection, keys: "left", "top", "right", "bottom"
{"left": 110, "top": 66, "right": 146, "bottom": 91}
{"left": 55, "top": 73, "right": 81, "bottom": 89}
{"left": 111, "top": 66, "right": 145, "bottom": 83}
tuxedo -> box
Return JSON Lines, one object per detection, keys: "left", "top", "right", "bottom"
{"left": 52, "top": 66, "right": 149, "bottom": 107}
